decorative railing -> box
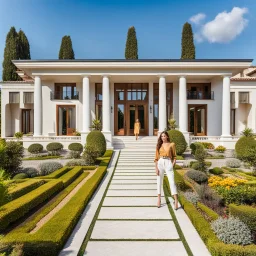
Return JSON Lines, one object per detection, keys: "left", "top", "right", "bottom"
{"left": 187, "top": 91, "right": 214, "bottom": 100}
{"left": 50, "top": 91, "right": 79, "bottom": 100}
{"left": 3, "top": 136, "right": 81, "bottom": 142}
{"left": 190, "top": 136, "right": 240, "bottom": 141}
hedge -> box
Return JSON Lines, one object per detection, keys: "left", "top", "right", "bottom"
{"left": 2, "top": 152, "right": 112, "bottom": 256}
{"left": 0, "top": 180, "right": 63, "bottom": 231}
{"left": 197, "top": 202, "right": 219, "bottom": 221}
{"left": 229, "top": 204, "right": 256, "bottom": 234}
{"left": 164, "top": 171, "right": 191, "bottom": 193}
{"left": 59, "top": 167, "right": 83, "bottom": 187}
{"left": 167, "top": 130, "right": 187, "bottom": 155}
{"left": 7, "top": 179, "right": 45, "bottom": 203}
{"left": 39, "top": 167, "right": 71, "bottom": 179}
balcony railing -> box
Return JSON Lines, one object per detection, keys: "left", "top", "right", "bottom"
{"left": 50, "top": 91, "right": 79, "bottom": 100}
{"left": 187, "top": 91, "right": 214, "bottom": 100}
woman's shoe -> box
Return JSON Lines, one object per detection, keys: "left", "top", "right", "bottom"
{"left": 157, "top": 198, "right": 161, "bottom": 208}
{"left": 173, "top": 201, "right": 178, "bottom": 211}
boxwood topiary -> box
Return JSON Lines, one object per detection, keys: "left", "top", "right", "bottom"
{"left": 209, "top": 167, "right": 224, "bottom": 175}
{"left": 190, "top": 142, "right": 204, "bottom": 155}
{"left": 86, "top": 130, "right": 106, "bottom": 157}
{"left": 186, "top": 170, "right": 208, "bottom": 184}
{"left": 68, "top": 143, "right": 83, "bottom": 152}
{"left": 167, "top": 130, "right": 187, "bottom": 155}
{"left": 46, "top": 142, "right": 63, "bottom": 156}
{"left": 28, "top": 143, "right": 43, "bottom": 154}
{"left": 13, "top": 173, "right": 28, "bottom": 180}
{"left": 235, "top": 137, "right": 256, "bottom": 160}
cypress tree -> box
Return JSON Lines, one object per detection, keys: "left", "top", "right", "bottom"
{"left": 2, "top": 27, "right": 20, "bottom": 81}
{"left": 59, "top": 35, "right": 75, "bottom": 59}
{"left": 18, "top": 30, "right": 31, "bottom": 60}
{"left": 181, "top": 22, "right": 195, "bottom": 59}
{"left": 125, "top": 26, "right": 138, "bottom": 59}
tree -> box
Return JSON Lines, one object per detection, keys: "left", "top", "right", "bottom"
{"left": 125, "top": 26, "right": 138, "bottom": 59}
{"left": 2, "top": 27, "right": 20, "bottom": 81}
{"left": 18, "top": 29, "right": 31, "bottom": 60}
{"left": 181, "top": 22, "right": 195, "bottom": 59}
{"left": 59, "top": 35, "right": 75, "bottom": 59}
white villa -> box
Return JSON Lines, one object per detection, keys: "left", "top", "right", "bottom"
{"left": 0, "top": 59, "right": 255, "bottom": 149}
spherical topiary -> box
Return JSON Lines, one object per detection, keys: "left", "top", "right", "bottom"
{"left": 209, "top": 167, "right": 224, "bottom": 175}
{"left": 86, "top": 131, "right": 106, "bottom": 157}
{"left": 39, "top": 161, "right": 63, "bottom": 176}
{"left": 191, "top": 162, "right": 199, "bottom": 170}
{"left": 46, "top": 142, "right": 63, "bottom": 156}
{"left": 235, "top": 137, "right": 256, "bottom": 160}
{"left": 190, "top": 142, "right": 204, "bottom": 155}
{"left": 28, "top": 143, "right": 43, "bottom": 154}
{"left": 211, "top": 217, "right": 253, "bottom": 245}
{"left": 186, "top": 170, "right": 208, "bottom": 184}
{"left": 68, "top": 143, "right": 83, "bottom": 152}
{"left": 13, "top": 173, "right": 28, "bottom": 179}
{"left": 167, "top": 130, "right": 187, "bottom": 155}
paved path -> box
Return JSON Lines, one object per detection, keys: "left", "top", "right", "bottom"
{"left": 84, "top": 149, "right": 210, "bottom": 256}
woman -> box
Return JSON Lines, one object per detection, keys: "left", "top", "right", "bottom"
{"left": 154, "top": 131, "right": 178, "bottom": 210}
{"left": 134, "top": 119, "right": 141, "bottom": 140}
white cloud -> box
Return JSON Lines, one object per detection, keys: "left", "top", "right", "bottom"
{"left": 195, "top": 7, "right": 248, "bottom": 43}
{"left": 190, "top": 13, "right": 206, "bottom": 25}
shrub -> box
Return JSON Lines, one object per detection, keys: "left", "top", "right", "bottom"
{"left": 197, "top": 202, "right": 219, "bottom": 221}
{"left": 0, "top": 141, "right": 24, "bottom": 176}
{"left": 229, "top": 204, "right": 256, "bottom": 236}
{"left": 86, "top": 130, "right": 106, "bottom": 157}
{"left": 195, "top": 144, "right": 207, "bottom": 172}
{"left": 235, "top": 137, "right": 256, "bottom": 160}
{"left": 68, "top": 143, "right": 83, "bottom": 152}
{"left": 191, "top": 162, "right": 199, "bottom": 170}
{"left": 14, "top": 132, "right": 23, "bottom": 139}
{"left": 186, "top": 170, "right": 208, "bottom": 184}
{"left": 12, "top": 173, "right": 28, "bottom": 180}
{"left": 167, "top": 130, "right": 187, "bottom": 155}
{"left": 82, "top": 144, "right": 101, "bottom": 165}
{"left": 39, "top": 162, "right": 63, "bottom": 176}
{"left": 226, "top": 159, "right": 241, "bottom": 168}
{"left": 68, "top": 151, "right": 81, "bottom": 159}
{"left": 28, "top": 144, "right": 43, "bottom": 154}
{"left": 211, "top": 217, "right": 253, "bottom": 245}
{"left": 190, "top": 142, "right": 203, "bottom": 155}
{"left": 209, "top": 167, "right": 224, "bottom": 175}
{"left": 242, "top": 147, "right": 256, "bottom": 171}
{"left": 173, "top": 171, "right": 191, "bottom": 191}
{"left": 215, "top": 145, "right": 226, "bottom": 153}
{"left": 66, "top": 159, "right": 90, "bottom": 166}
{"left": 183, "top": 191, "right": 200, "bottom": 205}
{"left": 23, "top": 167, "right": 39, "bottom": 178}
{"left": 0, "top": 181, "right": 8, "bottom": 206}
{"left": 208, "top": 176, "right": 247, "bottom": 189}
{"left": 241, "top": 128, "right": 254, "bottom": 137}
{"left": 46, "top": 142, "right": 63, "bottom": 156}
{"left": 201, "top": 142, "right": 215, "bottom": 150}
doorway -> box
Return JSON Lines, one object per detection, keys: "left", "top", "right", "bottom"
{"left": 21, "top": 109, "right": 31, "bottom": 134}
{"left": 57, "top": 105, "right": 76, "bottom": 135}
{"left": 188, "top": 105, "right": 207, "bottom": 136}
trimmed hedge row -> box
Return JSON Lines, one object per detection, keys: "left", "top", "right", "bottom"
{"left": 7, "top": 179, "right": 45, "bottom": 203}
{"left": 59, "top": 167, "right": 83, "bottom": 187}
{"left": 0, "top": 180, "right": 63, "bottom": 231}
{"left": 2, "top": 154, "right": 112, "bottom": 256}
{"left": 197, "top": 202, "right": 219, "bottom": 221}
{"left": 229, "top": 204, "right": 256, "bottom": 234}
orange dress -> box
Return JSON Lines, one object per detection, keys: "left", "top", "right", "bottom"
{"left": 134, "top": 122, "right": 140, "bottom": 135}
{"left": 154, "top": 143, "right": 177, "bottom": 162}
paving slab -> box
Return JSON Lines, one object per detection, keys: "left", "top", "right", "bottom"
{"left": 112, "top": 176, "right": 156, "bottom": 180}
{"left": 106, "top": 189, "right": 160, "bottom": 197}
{"left": 91, "top": 220, "right": 179, "bottom": 239}
{"left": 113, "top": 173, "right": 156, "bottom": 176}
{"left": 85, "top": 241, "right": 188, "bottom": 256}
{"left": 115, "top": 169, "right": 155, "bottom": 172}
{"left": 109, "top": 184, "right": 157, "bottom": 190}
{"left": 98, "top": 206, "right": 171, "bottom": 219}
{"left": 102, "top": 197, "right": 165, "bottom": 206}
{"left": 111, "top": 179, "right": 157, "bottom": 184}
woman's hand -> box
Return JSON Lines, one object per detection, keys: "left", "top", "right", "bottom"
{"left": 155, "top": 167, "right": 160, "bottom": 176}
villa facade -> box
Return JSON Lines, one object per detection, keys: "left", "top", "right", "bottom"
{"left": 0, "top": 59, "right": 255, "bottom": 148}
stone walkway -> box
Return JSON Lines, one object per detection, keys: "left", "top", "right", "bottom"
{"left": 84, "top": 149, "right": 210, "bottom": 256}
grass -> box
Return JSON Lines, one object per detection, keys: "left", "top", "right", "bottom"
{"left": 23, "top": 155, "right": 62, "bottom": 160}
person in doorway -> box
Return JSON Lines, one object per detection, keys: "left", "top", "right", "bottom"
{"left": 134, "top": 119, "right": 141, "bottom": 140}
{"left": 154, "top": 131, "right": 178, "bottom": 210}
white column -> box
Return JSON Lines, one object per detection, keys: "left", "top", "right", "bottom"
{"left": 222, "top": 76, "right": 231, "bottom": 137}
{"left": 34, "top": 76, "right": 42, "bottom": 136}
{"left": 179, "top": 76, "right": 188, "bottom": 132}
{"left": 83, "top": 76, "right": 90, "bottom": 132}
{"left": 102, "top": 75, "right": 110, "bottom": 132}
{"left": 159, "top": 76, "right": 167, "bottom": 132}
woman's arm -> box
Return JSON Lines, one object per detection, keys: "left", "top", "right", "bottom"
{"left": 171, "top": 143, "right": 177, "bottom": 166}
{"left": 154, "top": 147, "right": 159, "bottom": 175}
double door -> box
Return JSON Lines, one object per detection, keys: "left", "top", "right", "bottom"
{"left": 188, "top": 105, "right": 207, "bottom": 136}
{"left": 116, "top": 103, "right": 147, "bottom": 136}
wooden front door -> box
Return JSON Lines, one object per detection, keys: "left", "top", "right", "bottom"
{"left": 188, "top": 105, "right": 207, "bottom": 136}
{"left": 56, "top": 105, "right": 76, "bottom": 135}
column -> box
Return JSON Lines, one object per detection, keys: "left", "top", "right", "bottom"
{"left": 102, "top": 75, "right": 110, "bottom": 132}
{"left": 222, "top": 76, "right": 231, "bottom": 137}
{"left": 34, "top": 76, "right": 42, "bottom": 136}
{"left": 159, "top": 76, "right": 167, "bottom": 132}
{"left": 83, "top": 76, "right": 90, "bottom": 132}
{"left": 179, "top": 76, "right": 188, "bottom": 132}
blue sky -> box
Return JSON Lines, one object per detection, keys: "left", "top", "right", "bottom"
{"left": 0, "top": 0, "right": 255, "bottom": 80}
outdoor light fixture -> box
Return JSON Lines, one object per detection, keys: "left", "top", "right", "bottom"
{"left": 150, "top": 105, "right": 152, "bottom": 113}
{"left": 111, "top": 106, "right": 113, "bottom": 113}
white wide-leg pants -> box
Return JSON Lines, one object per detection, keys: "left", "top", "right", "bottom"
{"left": 157, "top": 158, "right": 177, "bottom": 195}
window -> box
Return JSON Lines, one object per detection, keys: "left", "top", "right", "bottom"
{"left": 230, "top": 92, "right": 235, "bottom": 104}
{"left": 239, "top": 92, "right": 249, "bottom": 103}
{"left": 95, "top": 83, "right": 102, "bottom": 100}
{"left": 9, "top": 92, "right": 20, "bottom": 103}
{"left": 95, "top": 83, "right": 102, "bottom": 120}
{"left": 127, "top": 83, "right": 148, "bottom": 101}
{"left": 24, "top": 92, "right": 34, "bottom": 104}
{"left": 54, "top": 84, "right": 78, "bottom": 100}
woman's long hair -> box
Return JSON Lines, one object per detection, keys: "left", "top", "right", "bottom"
{"left": 156, "top": 131, "right": 171, "bottom": 151}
